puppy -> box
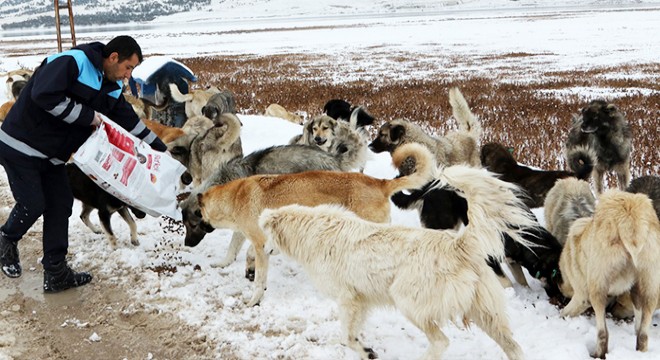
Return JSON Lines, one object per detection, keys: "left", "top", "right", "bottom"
{"left": 169, "top": 83, "right": 222, "bottom": 119}
{"left": 259, "top": 164, "right": 538, "bottom": 360}
{"left": 626, "top": 175, "right": 660, "bottom": 218}
{"left": 197, "top": 143, "right": 435, "bottom": 306}
{"left": 559, "top": 190, "right": 660, "bottom": 358}
{"left": 188, "top": 112, "right": 243, "bottom": 187}
{"left": 369, "top": 87, "right": 481, "bottom": 167}
{"left": 564, "top": 99, "right": 632, "bottom": 193}
{"left": 543, "top": 178, "right": 596, "bottom": 246}
{"left": 264, "top": 103, "right": 303, "bottom": 124}
{"left": 201, "top": 90, "right": 237, "bottom": 121}
{"left": 323, "top": 98, "right": 375, "bottom": 128}
{"left": 66, "top": 163, "right": 146, "bottom": 247}
{"left": 480, "top": 142, "right": 592, "bottom": 208}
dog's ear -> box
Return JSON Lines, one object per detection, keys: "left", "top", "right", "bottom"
{"left": 390, "top": 124, "right": 406, "bottom": 142}
{"left": 176, "top": 191, "right": 191, "bottom": 202}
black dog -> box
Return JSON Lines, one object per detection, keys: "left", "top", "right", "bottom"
{"left": 481, "top": 142, "right": 592, "bottom": 208}
{"left": 626, "top": 175, "right": 660, "bottom": 219}
{"left": 323, "top": 99, "right": 375, "bottom": 128}
{"left": 66, "top": 163, "right": 146, "bottom": 247}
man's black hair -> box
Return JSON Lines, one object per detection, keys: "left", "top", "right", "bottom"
{"left": 103, "top": 35, "right": 143, "bottom": 63}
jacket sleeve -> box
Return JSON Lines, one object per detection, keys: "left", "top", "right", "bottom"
{"left": 108, "top": 94, "right": 167, "bottom": 152}
{"left": 30, "top": 56, "right": 96, "bottom": 127}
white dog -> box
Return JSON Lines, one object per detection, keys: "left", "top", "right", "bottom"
{"left": 260, "top": 165, "right": 537, "bottom": 360}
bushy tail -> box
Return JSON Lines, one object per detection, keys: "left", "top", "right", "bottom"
{"left": 169, "top": 83, "right": 193, "bottom": 102}
{"left": 385, "top": 143, "right": 437, "bottom": 194}
{"left": 431, "top": 166, "right": 538, "bottom": 259}
{"left": 564, "top": 144, "right": 595, "bottom": 180}
{"left": 448, "top": 87, "right": 482, "bottom": 140}
{"left": 594, "top": 190, "right": 658, "bottom": 267}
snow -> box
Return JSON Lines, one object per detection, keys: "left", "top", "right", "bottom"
{"left": 1, "top": 1, "right": 659, "bottom": 359}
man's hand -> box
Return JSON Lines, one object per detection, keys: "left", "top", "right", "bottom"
{"left": 91, "top": 112, "right": 103, "bottom": 127}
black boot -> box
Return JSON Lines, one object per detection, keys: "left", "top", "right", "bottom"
{"left": 43, "top": 261, "right": 93, "bottom": 293}
{"left": 0, "top": 234, "right": 21, "bottom": 278}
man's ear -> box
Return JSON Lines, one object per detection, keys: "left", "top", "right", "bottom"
{"left": 109, "top": 52, "right": 119, "bottom": 63}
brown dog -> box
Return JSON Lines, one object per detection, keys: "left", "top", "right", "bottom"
{"left": 197, "top": 143, "right": 435, "bottom": 307}
{"left": 559, "top": 190, "right": 660, "bottom": 358}
{"left": 143, "top": 119, "right": 186, "bottom": 143}
{"left": 369, "top": 87, "right": 481, "bottom": 167}
{"left": 264, "top": 103, "right": 303, "bottom": 124}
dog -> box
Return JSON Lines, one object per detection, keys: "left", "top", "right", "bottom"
{"left": 543, "top": 178, "right": 596, "bottom": 246}
{"left": 66, "top": 163, "right": 146, "bottom": 247}
{"left": 323, "top": 98, "right": 375, "bottom": 128}
{"left": 166, "top": 115, "right": 215, "bottom": 170}
{"left": 558, "top": 190, "right": 660, "bottom": 359}
{"left": 124, "top": 94, "right": 150, "bottom": 119}
{"left": 180, "top": 142, "right": 376, "bottom": 276}
{"left": 187, "top": 112, "right": 243, "bottom": 187}
{"left": 259, "top": 164, "right": 539, "bottom": 360}
{"left": 480, "top": 142, "right": 592, "bottom": 208}
{"left": 197, "top": 143, "right": 435, "bottom": 306}
{"left": 392, "top": 157, "right": 563, "bottom": 296}
{"left": 264, "top": 103, "right": 303, "bottom": 124}
{"left": 369, "top": 87, "right": 481, "bottom": 167}
{"left": 4, "top": 68, "right": 32, "bottom": 100}
{"left": 626, "top": 175, "right": 660, "bottom": 218}
{"left": 564, "top": 99, "right": 632, "bottom": 193}
{"left": 0, "top": 101, "right": 14, "bottom": 122}
{"left": 201, "top": 90, "right": 237, "bottom": 121}
{"left": 169, "top": 83, "right": 222, "bottom": 119}
{"left": 289, "top": 110, "right": 369, "bottom": 172}
{"left": 142, "top": 119, "right": 186, "bottom": 143}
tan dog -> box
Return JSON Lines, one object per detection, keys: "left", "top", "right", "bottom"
{"left": 259, "top": 165, "right": 537, "bottom": 360}
{"left": 169, "top": 83, "right": 221, "bottom": 118}
{"left": 559, "top": 190, "right": 660, "bottom": 358}
{"left": 188, "top": 112, "right": 243, "bottom": 187}
{"left": 125, "top": 94, "right": 150, "bottom": 119}
{"left": 264, "top": 103, "right": 303, "bottom": 124}
{"left": 143, "top": 119, "right": 186, "bottom": 143}
{"left": 197, "top": 143, "right": 435, "bottom": 307}
{"left": 543, "top": 178, "right": 595, "bottom": 245}
{"left": 0, "top": 100, "right": 15, "bottom": 122}
{"left": 369, "top": 87, "right": 481, "bottom": 167}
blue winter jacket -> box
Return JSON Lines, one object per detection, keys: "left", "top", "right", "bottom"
{"left": 0, "top": 42, "right": 166, "bottom": 164}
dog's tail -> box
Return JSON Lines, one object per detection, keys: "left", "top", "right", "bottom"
{"left": 432, "top": 166, "right": 538, "bottom": 260}
{"left": 594, "top": 190, "right": 659, "bottom": 267}
{"left": 349, "top": 105, "right": 375, "bottom": 128}
{"left": 385, "top": 143, "right": 436, "bottom": 194}
{"left": 169, "top": 83, "right": 194, "bottom": 103}
{"left": 449, "top": 87, "right": 482, "bottom": 140}
{"left": 564, "top": 144, "right": 595, "bottom": 180}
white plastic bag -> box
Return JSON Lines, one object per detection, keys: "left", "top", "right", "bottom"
{"left": 73, "top": 117, "right": 186, "bottom": 220}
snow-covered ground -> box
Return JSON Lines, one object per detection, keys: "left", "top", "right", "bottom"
{"left": 1, "top": 1, "right": 659, "bottom": 359}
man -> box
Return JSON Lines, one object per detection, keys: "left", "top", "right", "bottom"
{"left": 0, "top": 36, "right": 167, "bottom": 292}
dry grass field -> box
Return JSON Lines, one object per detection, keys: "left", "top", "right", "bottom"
{"left": 183, "top": 54, "right": 659, "bottom": 185}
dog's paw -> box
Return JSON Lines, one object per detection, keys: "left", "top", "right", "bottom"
{"left": 245, "top": 268, "right": 255, "bottom": 282}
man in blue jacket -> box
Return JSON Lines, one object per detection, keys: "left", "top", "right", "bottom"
{"left": 0, "top": 35, "right": 167, "bottom": 292}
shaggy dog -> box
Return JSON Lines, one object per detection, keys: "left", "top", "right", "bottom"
{"left": 66, "top": 163, "right": 146, "bottom": 247}
{"left": 369, "top": 87, "right": 481, "bottom": 167}
{"left": 187, "top": 112, "right": 243, "bottom": 187}
{"left": 543, "top": 178, "right": 596, "bottom": 246}
{"left": 626, "top": 175, "right": 660, "bottom": 218}
{"left": 196, "top": 143, "right": 435, "bottom": 306}
{"left": 323, "top": 98, "right": 375, "bottom": 128}
{"left": 169, "top": 83, "right": 222, "bottom": 119}
{"left": 480, "top": 142, "right": 592, "bottom": 208}
{"left": 289, "top": 110, "right": 369, "bottom": 172}
{"left": 201, "top": 90, "right": 237, "bottom": 121}
{"left": 564, "top": 99, "right": 632, "bottom": 193}
{"left": 259, "top": 165, "right": 539, "bottom": 360}
{"left": 559, "top": 190, "right": 660, "bottom": 359}
{"left": 264, "top": 103, "right": 303, "bottom": 124}
{"left": 166, "top": 115, "right": 215, "bottom": 173}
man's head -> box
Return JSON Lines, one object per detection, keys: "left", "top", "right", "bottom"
{"left": 102, "top": 35, "right": 142, "bottom": 82}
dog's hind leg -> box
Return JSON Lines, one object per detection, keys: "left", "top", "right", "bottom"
{"left": 80, "top": 204, "right": 102, "bottom": 234}
{"left": 210, "top": 231, "right": 247, "bottom": 269}
{"left": 631, "top": 281, "right": 657, "bottom": 353}
{"left": 590, "top": 287, "right": 610, "bottom": 359}
{"left": 245, "top": 233, "right": 269, "bottom": 307}
{"left": 245, "top": 243, "right": 256, "bottom": 281}
{"left": 469, "top": 280, "right": 524, "bottom": 360}
{"left": 507, "top": 261, "right": 529, "bottom": 287}
{"left": 97, "top": 209, "right": 118, "bottom": 248}
{"left": 560, "top": 291, "right": 591, "bottom": 318}
{"left": 594, "top": 168, "right": 606, "bottom": 193}
{"left": 117, "top": 207, "right": 139, "bottom": 246}
{"left": 615, "top": 163, "right": 631, "bottom": 191}
{"left": 338, "top": 299, "right": 377, "bottom": 360}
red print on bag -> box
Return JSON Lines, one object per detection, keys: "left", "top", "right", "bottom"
{"left": 104, "top": 122, "right": 135, "bottom": 155}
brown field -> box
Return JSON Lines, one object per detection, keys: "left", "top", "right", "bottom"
{"left": 182, "top": 54, "right": 659, "bottom": 183}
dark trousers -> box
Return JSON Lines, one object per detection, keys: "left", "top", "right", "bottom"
{"left": 0, "top": 143, "right": 73, "bottom": 266}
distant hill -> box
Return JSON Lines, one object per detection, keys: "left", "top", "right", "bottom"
{"left": 0, "top": 0, "right": 211, "bottom": 30}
